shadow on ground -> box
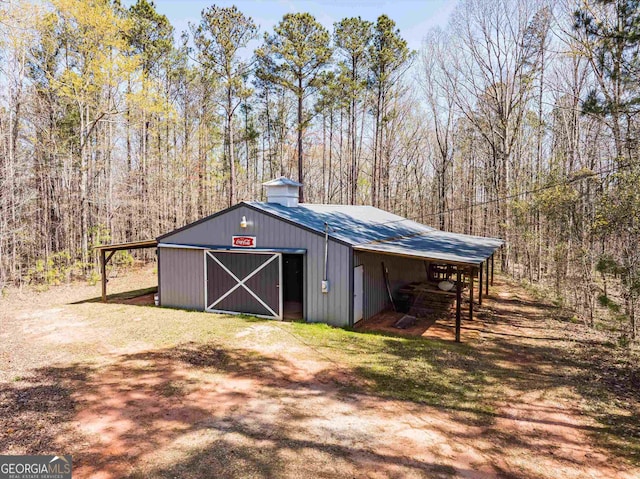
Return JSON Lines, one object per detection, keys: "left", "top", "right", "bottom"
{"left": 351, "top": 280, "right": 640, "bottom": 467}
{"left": 1, "top": 342, "right": 480, "bottom": 478}
{"left": 71, "top": 287, "right": 157, "bottom": 306}
{"left": 1, "top": 278, "right": 638, "bottom": 478}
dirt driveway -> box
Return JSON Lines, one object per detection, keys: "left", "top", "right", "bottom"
{"left": 0, "top": 268, "right": 638, "bottom": 478}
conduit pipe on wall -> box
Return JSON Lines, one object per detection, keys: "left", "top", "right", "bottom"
{"left": 322, "top": 222, "right": 330, "bottom": 293}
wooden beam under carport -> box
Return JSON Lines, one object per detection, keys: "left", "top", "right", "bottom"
{"left": 452, "top": 266, "right": 474, "bottom": 342}
{"left": 478, "top": 262, "right": 483, "bottom": 305}
{"left": 95, "top": 239, "right": 158, "bottom": 302}
{"left": 455, "top": 269, "right": 462, "bottom": 343}
{"left": 468, "top": 267, "right": 474, "bottom": 324}
{"left": 101, "top": 249, "right": 106, "bottom": 302}
{"left": 486, "top": 258, "right": 490, "bottom": 295}
{"left": 100, "top": 249, "right": 116, "bottom": 302}
{"left": 491, "top": 253, "right": 495, "bottom": 285}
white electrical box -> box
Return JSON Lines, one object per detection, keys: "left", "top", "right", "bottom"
{"left": 321, "top": 280, "right": 330, "bottom": 293}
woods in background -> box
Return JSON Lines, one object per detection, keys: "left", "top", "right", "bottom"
{"left": 0, "top": 0, "right": 638, "bottom": 340}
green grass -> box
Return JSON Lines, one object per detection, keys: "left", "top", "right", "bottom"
{"left": 30, "top": 294, "right": 640, "bottom": 467}
{"left": 286, "top": 323, "right": 495, "bottom": 415}
{"left": 54, "top": 301, "right": 497, "bottom": 423}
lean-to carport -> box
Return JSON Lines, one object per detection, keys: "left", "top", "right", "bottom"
{"left": 94, "top": 239, "right": 158, "bottom": 302}
{"left": 354, "top": 230, "right": 503, "bottom": 342}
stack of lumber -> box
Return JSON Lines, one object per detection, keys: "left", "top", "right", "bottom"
{"left": 398, "top": 282, "right": 463, "bottom": 318}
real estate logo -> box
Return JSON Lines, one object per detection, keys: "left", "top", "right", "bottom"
{"left": 0, "top": 455, "right": 72, "bottom": 479}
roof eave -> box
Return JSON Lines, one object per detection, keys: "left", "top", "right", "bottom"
{"left": 352, "top": 245, "right": 501, "bottom": 268}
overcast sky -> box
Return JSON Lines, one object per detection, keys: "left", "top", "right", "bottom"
{"left": 124, "top": 0, "right": 458, "bottom": 53}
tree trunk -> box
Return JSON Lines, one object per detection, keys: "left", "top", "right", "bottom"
{"left": 228, "top": 87, "right": 236, "bottom": 207}
{"left": 297, "top": 77, "right": 304, "bottom": 202}
{"left": 372, "top": 86, "right": 382, "bottom": 207}
{"left": 80, "top": 104, "right": 89, "bottom": 267}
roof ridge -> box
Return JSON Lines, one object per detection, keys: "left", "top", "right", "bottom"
{"left": 247, "top": 201, "right": 443, "bottom": 246}
{"left": 301, "top": 203, "right": 374, "bottom": 208}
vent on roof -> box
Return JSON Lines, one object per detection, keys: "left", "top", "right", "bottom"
{"left": 262, "top": 177, "right": 302, "bottom": 207}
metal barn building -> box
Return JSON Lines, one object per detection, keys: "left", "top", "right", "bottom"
{"left": 156, "top": 178, "right": 503, "bottom": 329}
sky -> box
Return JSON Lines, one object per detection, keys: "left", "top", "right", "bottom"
{"left": 124, "top": 0, "right": 458, "bottom": 53}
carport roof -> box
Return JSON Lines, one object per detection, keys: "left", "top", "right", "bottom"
{"left": 353, "top": 231, "right": 503, "bottom": 266}
{"left": 246, "top": 202, "right": 502, "bottom": 266}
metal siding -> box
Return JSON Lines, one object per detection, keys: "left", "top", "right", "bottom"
{"left": 348, "top": 246, "right": 354, "bottom": 327}
{"left": 161, "top": 205, "right": 351, "bottom": 326}
{"left": 354, "top": 251, "right": 430, "bottom": 320}
{"left": 157, "top": 247, "right": 161, "bottom": 304}
{"left": 158, "top": 247, "right": 204, "bottom": 310}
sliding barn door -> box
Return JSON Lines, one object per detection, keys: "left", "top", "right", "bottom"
{"left": 205, "top": 251, "right": 282, "bottom": 319}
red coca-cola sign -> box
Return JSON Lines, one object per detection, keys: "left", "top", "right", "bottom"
{"left": 232, "top": 236, "right": 256, "bottom": 248}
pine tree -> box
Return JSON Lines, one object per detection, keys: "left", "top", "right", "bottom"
{"left": 51, "top": 0, "right": 135, "bottom": 265}
{"left": 368, "top": 15, "right": 410, "bottom": 208}
{"left": 126, "top": 0, "right": 173, "bottom": 76}
{"left": 574, "top": 0, "right": 640, "bottom": 159}
{"left": 124, "top": 0, "right": 174, "bottom": 241}
{"left": 192, "top": 5, "right": 258, "bottom": 206}
{"left": 255, "top": 13, "right": 332, "bottom": 202}
{"left": 576, "top": 0, "right": 640, "bottom": 338}
{"left": 334, "top": 17, "right": 373, "bottom": 204}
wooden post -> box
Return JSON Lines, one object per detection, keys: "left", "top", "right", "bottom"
{"left": 101, "top": 249, "right": 107, "bottom": 302}
{"left": 478, "top": 262, "right": 483, "bottom": 305}
{"left": 456, "top": 269, "right": 462, "bottom": 342}
{"left": 469, "top": 268, "right": 474, "bottom": 322}
{"left": 491, "top": 254, "right": 495, "bottom": 286}
{"left": 485, "top": 258, "right": 490, "bottom": 296}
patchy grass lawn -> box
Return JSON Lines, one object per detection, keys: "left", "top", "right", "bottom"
{"left": 0, "top": 266, "right": 638, "bottom": 478}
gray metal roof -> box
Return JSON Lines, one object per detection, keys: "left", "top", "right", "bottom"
{"left": 246, "top": 201, "right": 502, "bottom": 265}
{"left": 262, "top": 177, "right": 303, "bottom": 187}
{"left": 353, "top": 231, "right": 503, "bottom": 266}
{"left": 247, "top": 202, "right": 434, "bottom": 244}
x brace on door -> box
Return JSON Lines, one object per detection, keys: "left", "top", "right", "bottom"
{"left": 205, "top": 251, "right": 281, "bottom": 318}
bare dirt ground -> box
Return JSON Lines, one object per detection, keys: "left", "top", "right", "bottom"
{"left": 0, "top": 267, "right": 638, "bottom": 478}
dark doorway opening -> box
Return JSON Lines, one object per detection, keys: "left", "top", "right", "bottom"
{"left": 283, "top": 254, "right": 304, "bottom": 320}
